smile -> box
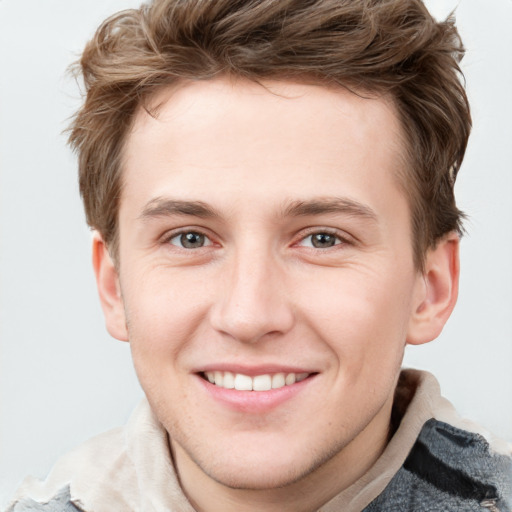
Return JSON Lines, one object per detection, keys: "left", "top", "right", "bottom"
{"left": 202, "top": 371, "right": 311, "bottom": 391}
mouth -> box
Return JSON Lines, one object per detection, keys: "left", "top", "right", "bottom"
{"left": 196, "top": 368, "right": 319, "bottom": 413}
{"left": 200, "top": 371, "right": 314, "bottom": 391}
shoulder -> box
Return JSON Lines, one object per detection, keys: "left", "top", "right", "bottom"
{"left": 401, "top": 418, "right": 512, "bottom": 510}
{"left": 6, "top": 486, "right": 83, "bottom": 512}
{"left": 5, "top": 399, "right": 164, "bottom": 512}
{"left": 5, "top": 424, "right": 131, "bottom": 512}
{"left": 367, "top": 370, "right": 512, "bottom": 511}
{"left": 6, "top": 399, "right": 192, "bottom": 512}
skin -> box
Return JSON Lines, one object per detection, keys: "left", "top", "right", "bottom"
{"left": 93, "top": 78, "right": 459, "bottom": 512}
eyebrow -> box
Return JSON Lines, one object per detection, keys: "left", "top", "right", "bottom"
{"left": 139, "top": 196, "right": 378, "bottom": 223}
{"left": 282, "top": 197, "right": 378, "bottom": 221}
{"left": 139, "top": 198, "right": 219, "bottom": 220}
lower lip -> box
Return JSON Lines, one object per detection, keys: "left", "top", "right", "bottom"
{"left": 196, "top": 374, "right": 316, "bottom": 413}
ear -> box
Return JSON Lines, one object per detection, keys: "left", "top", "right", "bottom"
{"left": 407, "top": 233, "right": 460, "bottom": 345}
{"left": 92, "top": 232, "right": 129, "bottom": 342}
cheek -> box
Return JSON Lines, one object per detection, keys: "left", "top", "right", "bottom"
{"left": 121, "top": 267, "right": 212, "bottom": 366}
{"left": 299, "top": 266, "right": 414, "bottom": 370}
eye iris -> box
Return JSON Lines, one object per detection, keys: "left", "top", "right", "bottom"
{"left": 181, "top": 232, "right": 205, "bottom": 248}
{"left": 311, "top": 233, "right": 336, "bottom": 248}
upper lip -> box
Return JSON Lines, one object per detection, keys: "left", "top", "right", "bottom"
{"left": 194, "top": 364, "right": 318, "bottom": 376}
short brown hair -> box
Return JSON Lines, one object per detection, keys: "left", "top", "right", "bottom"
{"left": 68, "top": 0, "right": 471, "bottom": 269}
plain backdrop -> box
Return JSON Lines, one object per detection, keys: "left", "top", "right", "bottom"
{"left": 1, "top": 0, "right": 511, "bottom": 507}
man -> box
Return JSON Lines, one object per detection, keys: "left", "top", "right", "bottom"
{"left": 7, "top": 0, "right": 512, "bottom": 511}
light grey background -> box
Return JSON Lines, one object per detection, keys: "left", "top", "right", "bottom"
{"left": 1, "top": 0, "right": 511, "bottom": 507}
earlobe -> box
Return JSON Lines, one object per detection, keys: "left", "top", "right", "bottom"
{"left": 407, "top": 233, "right": 460, "bottom": 346}
{"left": 92, "top": 232, "right": 129, "bottom": 342}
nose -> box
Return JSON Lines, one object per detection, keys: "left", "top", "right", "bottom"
{"left": 209, "top": 246, "right": 295, "bottom": 344}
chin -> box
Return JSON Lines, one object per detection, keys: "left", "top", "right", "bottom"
{"left": 202, "top": 456, "right": 314, "bottom": 491}
{"left": 185, "top": 433, "right": 342, "bottom": 491}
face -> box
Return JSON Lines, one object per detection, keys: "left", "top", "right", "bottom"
{"left": 110, "top": 78, "right": 430, "bottom": 491}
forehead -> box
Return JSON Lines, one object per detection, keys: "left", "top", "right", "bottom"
{"left": 130, "top": 78, "right": 403, "bottom": 154}
{"left": 121, "top": 78, "right": 407, "bottom": 223}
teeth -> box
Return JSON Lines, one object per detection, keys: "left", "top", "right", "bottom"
{"left": 285, "top": 373, "right": 296, "bottom": 385}
{"left": 204, "top": 371, "right": 310, "bottom": 391}
{"left": 253, "top": 374, "right": 271, "bottom": 391}
{"left": 223, "top": 371, "right": 235, "bottom": 389}
{"left": 234, "top": 373, "right": 253, "bottom": 391}
{"left": 271, "top": 373, "right": 285, "bottom": 389}
{"left": 214, "top": 371, "right": 224, "bottom": 387}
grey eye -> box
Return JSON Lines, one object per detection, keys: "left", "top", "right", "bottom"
{"left": 169, "top": 231, "right": 210, "bottom": 249}
{"left": 310, "top": 233, "right": 337, "bottom": 248}
{"left": 297, "top": 232, "right": 342, "bottom": 249}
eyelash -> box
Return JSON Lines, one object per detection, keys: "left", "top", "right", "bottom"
{"left": 162, "top": 228, "right": 351, "bottom": 251}
{"left": 294, "top": 228, "right": 351, "bottom": 250}
{"left": 164, "top": 230, "right": 214, "bottom": 250}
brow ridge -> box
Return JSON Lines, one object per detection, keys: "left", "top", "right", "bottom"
{"left": 282, "top": 197, "right": 378, "bottom": 221}
{"left": 139, "top": 196, "right": 377, "bottom": 223}
{"left": 140, "top": 198, "right": 218, "bottom": 220}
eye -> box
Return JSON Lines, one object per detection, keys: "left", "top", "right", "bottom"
{"left": 168, "top": 231, "right": 212, "bottom": 249}
{"left": 298, "top": 232, "right": 343, "bottom": 249}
